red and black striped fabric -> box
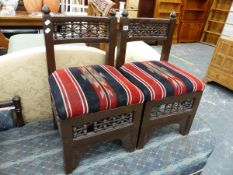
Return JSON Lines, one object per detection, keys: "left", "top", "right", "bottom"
{"left": 119, "top": 61, "right": 205, "bottom": 102}
{"left": 49, "top": 65, "right": 144, "bottom": 119}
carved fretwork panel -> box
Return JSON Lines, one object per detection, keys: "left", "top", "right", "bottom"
{"left": 150, "top": 99, "right": 194, "bottom": 118}
{"left": 128, "top": 22, "right": 169, "bottom": 39}
{"left": 53, "top": 21, "right": 109, "bottom": 40}
{"left": 73, "top": 113, "right": 133, "bottom": 139}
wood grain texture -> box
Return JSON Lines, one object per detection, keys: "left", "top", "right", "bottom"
{"left": 42, "top": 10, "right": 144, "bottom": 174}
{"left": 204, "top": 36, "right": 233, "bottom": 90}
{"left": 201, "top": 0, "right": 233, "bottom": 45}
{"left": 0, "top": 11, "right": 42, "bottom": 27}
{"left": 178, "top": 0, "right": 211, "bottom": 43}
{"left": 153, "top": 0, "right": 182, "bottom": 43}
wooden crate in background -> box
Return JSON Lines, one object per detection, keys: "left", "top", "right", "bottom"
{"left": 204, "top": 36, "right": 233, "bottom": 90}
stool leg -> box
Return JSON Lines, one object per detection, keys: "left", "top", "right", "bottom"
{"left": 137, "top": 128, "right": 154, "bottom": 149}
{"left": 53, "top": 113, "right": 58, "bottom": 130}
{"left": 121, "top": 133, "right": 137, "bottom": 152}
{"left": 184, "top": 115, "right": 195, "bottom": 135}
{"left": 63, "top": 140, "right": 74, "bottom": 174}
{"left": 12, "top": 96, "right": 25, "bottom": 127}
{"left": 179, "top": 115, "right": 194, "bottom": 135}
{"left": 137, "top": 129, "right": 147, "bottom": 149}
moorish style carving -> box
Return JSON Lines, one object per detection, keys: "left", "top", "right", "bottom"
{"left": 73, "top": 113, "right": 133, "bottom": 138}
{"left": 128, "top": 23, "right": 169, "bottom": 39}
{"left": 53, "top": 21, "right": 109, "bottom": 40}
{"left": 43, "top": 8, "right": 142, "bottom": 174}
{"left": 150, "top": 99, "right": 194, "bottom": 118}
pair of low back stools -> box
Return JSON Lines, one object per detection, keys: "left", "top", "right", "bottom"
{"left": 42, "top": 6, "right": 205, "bottom": 174}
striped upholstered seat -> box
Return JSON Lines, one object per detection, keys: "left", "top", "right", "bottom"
{"left": 119, "top": 61, "right": 205, "bottom": 102}
{"left": 49, "top": 65, "right": 144, "bottom": 119}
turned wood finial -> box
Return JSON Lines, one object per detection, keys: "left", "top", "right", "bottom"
{"left": 109, "top": 9, "right": 116, "bottom": 16}
{"left": 12, "top": 96, "right": 25, "bottom": 127}
{"left": 122, "top": 10, "right": 128, "bottom": 17}
{"left": 12, "top": 96, "right": 20, "bottom": 102}
{"left": 42, "top": 4, "right": 50, "bottom": 14}
{"left": 170, "top": 11, "right": 176, "bottom": 18}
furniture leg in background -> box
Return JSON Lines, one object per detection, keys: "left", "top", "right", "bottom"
{"left": 0, "top": 96, "right": 25, "bottom": 127}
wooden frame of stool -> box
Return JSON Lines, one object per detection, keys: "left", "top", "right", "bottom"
{"left": 116, "top": 11, "right": 203, "bottom": 149}
{"left": 42, "top": 6, "right": 143, "bottom": 174}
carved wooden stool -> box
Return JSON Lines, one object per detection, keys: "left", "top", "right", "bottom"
{"left": 117, "top": 11, "right": 205, "bottom": 149}
{"left": 42, "top": 6, "right": 144, "bottom": 174}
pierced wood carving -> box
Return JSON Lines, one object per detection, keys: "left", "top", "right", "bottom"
{"left": 53, "top": 21, "right": 109, "bottom": 40}
{"left": 128, "top": 23, "right": 169, "bottom": 39}
{"left": 73, "top": 113, "right": 133, "bottom": 138}
{"left": 150, "top": 99, "right": 194, "bottom": 118}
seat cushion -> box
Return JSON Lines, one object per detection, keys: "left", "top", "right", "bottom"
{"left": 119, "top": 61, "right": 205, "bottom": 102}
{"left": 49, "top": 65, "right": 144, "bottom": 119}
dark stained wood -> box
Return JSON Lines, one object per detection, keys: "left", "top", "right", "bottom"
{"left": 0, "top": 96, "right": 25, "bottom": 127}
{"left": 116, "top": 11, "right": 204, "bottom": 149}
{"left": 161, "top": 12, "right": 176, "bottom": 61}
{"left": 116, "top": 11, "right": 176, "bottom": 68}
{"left": 42, "top": 6, "right": 143, "bottom": 174}
{"left": 56, "top": 103, "right": 143, "bottom": 173}
{"left": 43, "top": 6, "right": 117, "bottom": 74}
{"left": 42, "top": 6, "right": 56, "bottom": 75}
{"left": 137, "top": 92, "right": 203, "bottom": 149}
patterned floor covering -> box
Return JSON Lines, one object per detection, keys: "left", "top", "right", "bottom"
{"left": 0, "top": 117, "right": 215, "bottom": 175}
{"left": 162, "top": 43, "right": 233, "bottom": 175}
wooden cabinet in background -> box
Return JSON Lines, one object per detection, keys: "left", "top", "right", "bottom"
{"left": 178, "top": 22, "right": 203, "bottom": 42}
{"left": 201, "top": 0, "right": 233, "bottom": 46}
{"left": 204, "top": 36, "right": 233, "bottom": 90}
{"left": 153, "top": 0, "right": 182, "bottom": 43}
{"left": 178, "top": 0, "right": 210, "bottom": 42}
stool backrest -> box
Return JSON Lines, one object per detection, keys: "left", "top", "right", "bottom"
{"left": 42, "top": 5, "right": 117, "bottom": 75}
{"left": 116, "top": 11, "right": 176, "bottom": 68}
